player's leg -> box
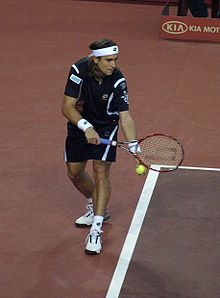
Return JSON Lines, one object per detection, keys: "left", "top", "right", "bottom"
{"left": 66, "top": 161, "right": 111, "bottom": 227}
{"left": 66, "top": 161, "right": 95, "bottom": 227}
{"left": 92, "top": 160, "right": 111, "bottom": 215}
{"left": 177, "top": 0, "right": 188, "bottom": 16}
{"left": 211, "top": 0, "right": 220, "bottom": 18}
{"left": 66, "top": 161, "right": 94, "bottom": 198}
{"left": 64, "top": 131, "right": 96, "bottom": 227}
{"left": 85, "top": 161, "right": 112, "bottom": 255}
{"left": 187, "top": 0, "right": 208, "bottom": 17}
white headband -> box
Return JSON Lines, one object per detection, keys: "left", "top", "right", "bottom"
{"left": 91, "top": 46, "right": 119, "bottom": 57}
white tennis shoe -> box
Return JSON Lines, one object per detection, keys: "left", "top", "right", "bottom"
{"left": 75, "top": 203, "right": 110, "bottom": 227}
{"left": 85, "top": 229, "right": 103, "bottom": 255}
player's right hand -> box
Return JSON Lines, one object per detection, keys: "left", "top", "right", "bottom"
{"left": 85, "top": 127, "right": 100, "bottom": 145}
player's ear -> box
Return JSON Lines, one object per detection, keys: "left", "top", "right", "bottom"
{"left": 92, "top": 56, "right": 99, "bottom": 64}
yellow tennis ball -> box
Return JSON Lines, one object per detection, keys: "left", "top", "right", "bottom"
{"left": 135, "top": 165, "right": 146, "bottom": 175}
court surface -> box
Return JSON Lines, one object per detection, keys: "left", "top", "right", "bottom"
{"left": 1, "top": 1, "right": 220, "bottom": 297}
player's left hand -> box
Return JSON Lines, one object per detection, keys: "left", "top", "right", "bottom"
{"left": 128, "top": 140, "right": 141, "bottom": 154}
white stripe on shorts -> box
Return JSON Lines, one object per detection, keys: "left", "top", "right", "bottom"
{"left": 101, "top": 125, "right": 118, "bottom": 161}
{"left": 64, "top": 145, "right": 67, "bottom": 162}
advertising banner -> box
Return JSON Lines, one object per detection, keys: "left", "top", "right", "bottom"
{"left": 160, "top": 15, "right": 220, "bottom": 43}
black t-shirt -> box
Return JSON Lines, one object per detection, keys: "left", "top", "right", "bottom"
{"left": 64, "top": 57, "right": 129, "bottom": 130}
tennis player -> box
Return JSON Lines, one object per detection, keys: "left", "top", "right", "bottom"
{"left": 62, "top": 38, "right": 139, "bottom": 255}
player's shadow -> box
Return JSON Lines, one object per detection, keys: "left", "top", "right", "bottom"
{"left": 22, "top": 225, "right": 114, "bottom": 298}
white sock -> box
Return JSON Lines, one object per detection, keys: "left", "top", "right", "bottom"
{"left": 91, "top": 215, "right": 104, "bottom": 232}
{"left": 87, "top": 198, "right": 93, "bottom": 205}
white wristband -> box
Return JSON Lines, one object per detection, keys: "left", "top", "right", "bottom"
{"left": 77, "top": 119, "right": 93, "bottom": 132}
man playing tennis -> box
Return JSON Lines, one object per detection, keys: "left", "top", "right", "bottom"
{"left": 62, "top": 38, "right": 139, "bottom": 255}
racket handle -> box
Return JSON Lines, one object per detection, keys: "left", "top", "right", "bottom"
{"left": 100, "top": 138, "right": 111, "bottom": 145}
{"left": 100, "top": 138, "right": 117, "bottom": 146}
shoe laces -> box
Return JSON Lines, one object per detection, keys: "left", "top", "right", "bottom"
{"left": 85, "top": 229, "right": 103, "bottom": 244}
{"left": 90, "top": 228, "right": 103, "bottom": 236}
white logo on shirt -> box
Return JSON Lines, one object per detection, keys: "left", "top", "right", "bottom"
{"left": 101, "top": 94, "right": 109, "bottom": 100}
{"left": 70, "top": 74, "right": 82, "bottom": 84}
{"left": 121, "top": 90, "right": 129, "bottom": 104}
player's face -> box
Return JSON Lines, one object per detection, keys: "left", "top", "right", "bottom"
{"left": 94, "top": 54, "right": 118, "bottom": 76}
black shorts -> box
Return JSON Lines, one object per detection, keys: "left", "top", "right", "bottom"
{"left": 64, "top": 122, "right": 118, "bottom": 162}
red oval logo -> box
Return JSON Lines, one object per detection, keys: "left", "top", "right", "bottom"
{"left": 162, "top": 21, "right": 188, "bottom": 35}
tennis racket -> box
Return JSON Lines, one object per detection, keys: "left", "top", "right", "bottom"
{"left": 100, "top": 133, "right": 184, "bottom": 173}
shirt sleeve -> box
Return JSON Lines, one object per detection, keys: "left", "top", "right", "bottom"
{"left": 64, "top": 64, "right": 83, "bottom": 98}
{"left": 113, "top": 79, "right": 129, "bottom": 112}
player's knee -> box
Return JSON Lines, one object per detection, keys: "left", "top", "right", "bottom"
{"left": 67, "top": 168, "right": 83, "bottom": 181}
{"left": 66, "top": 162, "right": 86, "bottom": 181}
{"left": 93, "top": 163, "right": 111, "bottom": 180}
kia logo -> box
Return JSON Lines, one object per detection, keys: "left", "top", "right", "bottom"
{"left": 162, "top": 21, "right": 188, "bottom": 35}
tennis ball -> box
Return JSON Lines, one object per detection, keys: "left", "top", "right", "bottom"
{"left": 135, "top": 164, "right": 146, "bottom": 175}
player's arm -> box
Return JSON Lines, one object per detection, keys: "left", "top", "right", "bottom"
{"left": 119, "top": 110, "right": 137, "bottom": 142}
{"left": 62, "top": 95, "right": 82, "bottom": 125}
{"left": 119, "top": 110, "right": 141, "bottom": 158}
{"left": 61, "top": 95, "right": 100, "bottom": 144}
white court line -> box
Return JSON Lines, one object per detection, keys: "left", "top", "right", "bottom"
{"left": 156, "top": 165, "right": 220, "bottom": 172}
{"left": 179, "top": 165, "right": 220, "bottom": 171}
{"left": 105, "top": 166, "right": 160, "bottom": 298}
{"left": 105, "top": 165, "right": 220, "bottom": 298}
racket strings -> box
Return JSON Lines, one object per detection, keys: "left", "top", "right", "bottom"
{"left": 139, "top": 136, "right": 183, "bottom": 168}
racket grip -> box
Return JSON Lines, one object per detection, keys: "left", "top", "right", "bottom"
{"left": 100, "top": 138, "right": 117, "bottom": 146}
{"left": 100, "top": 138, "right": 111, "bottom": 145}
